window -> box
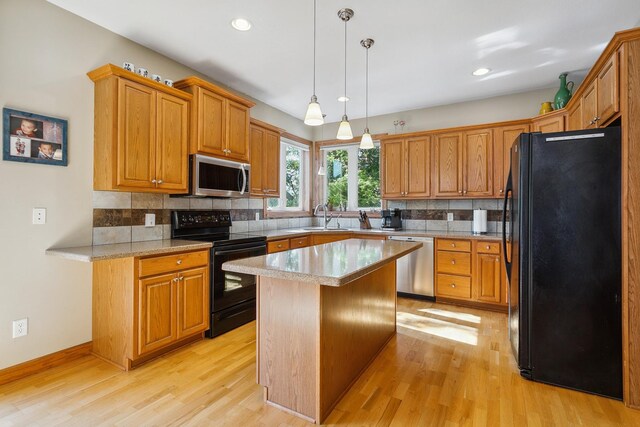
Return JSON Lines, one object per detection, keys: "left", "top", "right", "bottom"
{"left": 321, "top": 143, "right": 381, "bottom": 211}
{"left": 267, "top": 139, "right": 310, "bottom": 211}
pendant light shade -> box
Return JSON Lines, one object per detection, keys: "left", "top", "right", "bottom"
{"left": 359, "top": 38, "right": 375, "bottom": 149}
{"left": 304, "top": 0, "right": 324, "bottom": 126}
{"left": 317, "top": 165, "right": 326, "bottom": 175}
{"left": 336, "top": 8, "right": 354, "bottom": 140}
{"left": 305, "top": 96, "right": 324, "bottom": 126}
{"left": 337, "top": 115, "right": 353, "bottom": 140}
{"left": 360, "top": 129, "right": 374, "bottom": 149}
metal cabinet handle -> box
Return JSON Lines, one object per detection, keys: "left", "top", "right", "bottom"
{"left": 458, "top": 190, "right": 463, "bottom": 195}
{"left": 172, "top": 277, "right": 179, "bottom": 283}
{"left": 179, "top": 276, "right": 184, "bottom": 281}
{"left": 451, "top": 260, "right": 456, "bottom": 264}
{"left": 277, "top": 244, "right": 283, "bottom": 248}
{"left": 176, "top": 259, "right": 182, "bottom": 265}
{"left": 451, "top": 243, "right": 456, "bottom": 247}
{"left": 500, "top": 189, "right": 504, "bottom": 194}
{"left": 463, "top": 190, "right": 467, "bottom": 195}
{"left": 151, "top": 179, "right": 157, "bottom": 184}
{"left": 451, "top": 283, "right": 456, "bottom": 288}
{"left": 486, "top": 245, "right": 491, "bottom": 250}
{"left": 157, "top": 179, "right": 163, "bottom": 184}
{"left": 595, "top": 116, "right": 601, "bottom": 121}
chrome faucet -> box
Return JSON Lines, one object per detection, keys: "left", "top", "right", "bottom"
{"left": 313, "top": 202, "right": 333, "bottom": 229}
{"left": 336, "top": 214, "right": 342, "bottom": 229}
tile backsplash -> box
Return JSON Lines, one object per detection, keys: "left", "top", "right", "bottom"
{"left": 92, "top": 191, "right": 312, "bottom": 245}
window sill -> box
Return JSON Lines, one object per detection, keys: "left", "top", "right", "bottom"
{"left": 265, "top": 210, "right": 313, "bottom": 219}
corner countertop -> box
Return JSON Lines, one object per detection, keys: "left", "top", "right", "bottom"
{"left": 222, "top": 239, "right": 422, "bottom": 287}
{"left": 260, "top": 227, "right": 504, "bottom": 241}
{"left": 46, "top": 239, "right": 213, "bottom": 262}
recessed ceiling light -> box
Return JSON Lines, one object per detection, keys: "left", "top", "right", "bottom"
{"left": 231, "top": 18, "right": 252, "bottom": 31}
{"left": 337, "top": 96, "right": 350, "bottom": 102}
{"left": 472, "top": 68, "right": 491, "bottom": 76}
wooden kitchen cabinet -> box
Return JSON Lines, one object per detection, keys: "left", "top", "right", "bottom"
{"left": 381, "top": 136, "right": 430, "bottom": 199}
{"left": 532, "top": 109, "right": 566, "bottom": 133}
{"left": 493, "top": 123, "right": 529, "bottom": 197}
{"left": 249, "top": 118, "right": 281, "bottom": 197}
{"left": 567, "top": 102, "right": 583, "bottom": 131}
{"left": 575, "top": 52, "right": 620, "bottom": 129}
{"left": 433, "top": 130, "right": 493, "bottom": 198}
{"left": 174, "top": 76, "right": 255, "bottom": 162}
{"left": 581, "top": 82, "right": 598, "bottom": 129}
{"left": 88, "top": 64, "right": 191, "bottom": 193}
{"left": 92, "top": 249, "right": 210, "bottom": 370}
{"left": 435, "top": 238, "right": 506, "bottom": 310}
{"left": 311, "top": 233, "right": 351, "bottom": 246}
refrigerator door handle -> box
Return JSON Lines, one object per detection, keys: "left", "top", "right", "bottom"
{"left": 502, "top": 172, "right": 513, "bottom": 283}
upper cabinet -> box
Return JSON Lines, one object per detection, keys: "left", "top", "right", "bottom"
{"left": 249, "top": 119, "right": 281, "bottom": 197}
{"left": 381, "top": 136, "right": 430, "bottom": 199}
{"left": 433, "top": 130, "right": 492, "bottom": 198}
{"left": 493, "top": 123, "right": 529, "bottom": 197}
{"left": 532, "top": 109, "right": 566, "bottom": 133}
{"left": 173, "top": 77, "right": 255, "bottom": 162}
{"left": 88, "top": 64, "right": 191, "bottom": 193}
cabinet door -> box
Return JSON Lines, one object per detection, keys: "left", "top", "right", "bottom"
{"left": 433, "top": 133, "right": 462, "bottom": 197}
{"left": 263, "top": 130, "right": 281, "bottom": 196}
{"left": 381, "top": 139, "right": 405, "bottom": 198}
{"left": 312, "top": 234, "right": 350, "bottom": 246}
{"left": 249, "top": 125, "right": 264, "bottom": 195}
{"left": 475, "top": 253, "right": 502, "bottom": 303}
{"left": 226, "top": 100, "right": 250, "bottom": 162}
{"left": 581, "top": 82, "right": 597, "bottom": 129}
{"left": 463, "top": 129, "right": 493, "bottom": 197}
{"left": 177, "top": 267, "right": 209, "bottom": 339}
{"left": 198, "top": 88, "right": 226, "bottom": 157}
{"left": 138, "top": 273, "right": 177, "bottom": 356}
{"left": 494, "top": 124, "right": 529, "bottom": 197}
{"left": 405, "top": 136, "right": 431, "bottom": 198}
{"left": 117, "top": 79, "right": 156, "bottom": 189}
{"left": 156, "top": 93, "right": 189, "bottom": 192}
{"left": 533, "top": 113, "right": 565, "bottom": 133}
{"left": 567, "top": 102, "right": 583, "bottom": 131}
{"left": 596, "top": 53, "right": 619, "bottom": 125}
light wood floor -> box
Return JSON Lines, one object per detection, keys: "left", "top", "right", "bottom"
{"left": 1, "top": 298, "right": 639, "bottom": 426}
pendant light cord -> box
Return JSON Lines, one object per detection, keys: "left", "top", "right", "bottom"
{"left": 365, "top": 46, "right": 369, "bottom": 129}
{"left": 313, "top": 0, "right": 316, "bottom": 97}
{"left": 344, "top": 17, "right": 348, "bottom": 117}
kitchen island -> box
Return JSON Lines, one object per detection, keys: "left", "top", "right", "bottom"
{"left": 222, "top": 238, "right": 422, "bottom": 424}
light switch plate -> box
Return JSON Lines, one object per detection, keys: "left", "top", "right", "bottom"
{"left": 145, "top": 213, "right": 156, "bottom": 227}
{"left": 447, "top": 212, "right": 454, "bottom": 222}
{"left": 32, "top": 208, "right": 46, "bottom": 224}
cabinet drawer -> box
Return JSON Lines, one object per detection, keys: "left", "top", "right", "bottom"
{"left": 476, "top": 241, "right": 501, "bottom": 255}
{"left": 290, "top": 236, "right": 310, "bottom": 249}
{"left": 139, "top": 250, "right": 209, "bottom": 278}
{"left": 268, "top": 239, "right": 290, "bottom": 253}
{"left": 437, "top": 239, "right": 471, "bottom": 252}
{"left": 437, "top": 251, "right": 471, "bottom": 275}
{"left": 436, "top": 274, "right": 472, "bottom": 299}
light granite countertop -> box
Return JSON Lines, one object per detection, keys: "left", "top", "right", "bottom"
{"left": 222, "top": 239, "right": 422, "bottom": 287}
{"left": 260, "top": 227, "right": 504, "bottom": 241}
{"left": 46, "top": 239, "right": 213, "bottom": 262}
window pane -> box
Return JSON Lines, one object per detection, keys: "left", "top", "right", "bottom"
{"left": 358, "top": 147, "right": 381, "bottom": 208}
{"left": 326, "top": 149, "right": 349, "bottom": 210}
{"left": 285, "top": 146, "right": 301, "bottom": 208}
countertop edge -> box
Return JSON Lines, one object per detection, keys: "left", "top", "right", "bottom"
{"left": 223, "top": 241, "right": 422, "bottom": 286}
{"left": 263, "top": 228, "right": 503, "bottom": 241}
{"left": 45, "top": 240, "right": 213, "bottom": 262}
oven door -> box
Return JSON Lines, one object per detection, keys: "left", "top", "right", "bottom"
{"left": 211, "top": 242, "right": 266, "bottom": 312}
{"left": 192, "top": 154, "right": 250, "bottom": 198}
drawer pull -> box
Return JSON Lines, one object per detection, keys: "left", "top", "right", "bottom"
{"left": 172, "top": 277, "right": 179, "bottom": 283}
{"left": 451, "top": 283, "right": 456, "bottom": 288}
{"left": 176, "top": 259, "right": 182, "bottom": 265}
{"left": 451, "top": 243, "right": 456, "bottom": 247}
{"left": 298, "top": 241, "right": 303, "bottom": 244}
{"left": 486, "top": 245, "right": 490, "bottom": 250}
{"left": 178, "top": 276, "right": 184, "bottom": 281}
{"left": 278, "top": 244, "right": 283, "bottom": 248}
{"left": 451, "top": 260, "right": 456, "bottom": 265}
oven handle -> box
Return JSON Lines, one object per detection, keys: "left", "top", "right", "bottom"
{"left": 214, "top": 245, "right": 266, "bottom": 257}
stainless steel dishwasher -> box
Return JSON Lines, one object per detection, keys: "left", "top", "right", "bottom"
{"left": 388, "top": 236, "right": 434, "bottom": 298}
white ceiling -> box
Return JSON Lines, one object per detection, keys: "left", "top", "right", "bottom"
{"left": 50, "top": 0, "right": 640, "bottom": 123}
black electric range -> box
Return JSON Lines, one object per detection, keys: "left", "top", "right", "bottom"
{"left": 171, "top": 210, "right": 267, "bottom": 338}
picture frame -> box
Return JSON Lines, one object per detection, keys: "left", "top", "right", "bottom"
{"left": 3, "top": 107, "right": 68, "bottom": 166}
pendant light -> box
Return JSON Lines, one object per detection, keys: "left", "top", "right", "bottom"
{"left": 336, "top": 8, "right": 354, "bottom": 140}
{"left": 304, "top": 0, "right": 324, "bottom": 126}
{"left": 360, "top": 38, "right": 375, "bottom": 149}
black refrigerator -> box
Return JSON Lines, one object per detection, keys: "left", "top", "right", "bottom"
{"left": 502, "top": 127, "right": 622, "bottom": 399}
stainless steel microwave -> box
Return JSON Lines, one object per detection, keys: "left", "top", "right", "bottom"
{"left": 190, "top": 154, "right": 250, "bottom": 198}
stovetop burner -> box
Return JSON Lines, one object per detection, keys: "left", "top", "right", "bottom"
{"left": 171, "top": 210, "right": 266, "bottom": 246}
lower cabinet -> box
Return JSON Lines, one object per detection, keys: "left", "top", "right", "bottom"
{"left": 92, "top": 249, "right": 209, "bottom": 370}
{"left": 267, "top": 232, "right": 375, "bottom": 254}
{"left": 311, "top": 233, "right": 351, "bottom": 246}
{"left": 435, "top": 238, "right": 506, "bottom": 309}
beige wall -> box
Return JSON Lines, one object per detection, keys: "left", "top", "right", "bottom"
{"left": 0, "top": 0, "right": 309, "bottom": 369}
{"left": 314, "top": 86, "right": 567, "bottom": 140}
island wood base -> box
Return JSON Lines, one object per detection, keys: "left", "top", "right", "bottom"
{"left": 257, "top": 262, "right": 397, "bottom": 424}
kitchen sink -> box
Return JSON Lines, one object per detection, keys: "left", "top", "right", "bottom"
{"left": 301, "top": 227, "right": 352, "bottom": 232}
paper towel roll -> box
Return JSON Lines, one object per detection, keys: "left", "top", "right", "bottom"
{"left": 473, "top": 209, "right": 487, "bottom": 234}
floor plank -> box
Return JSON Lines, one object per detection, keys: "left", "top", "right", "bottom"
{"left": 1, "top": 298, "right": 639, "bottom": 426}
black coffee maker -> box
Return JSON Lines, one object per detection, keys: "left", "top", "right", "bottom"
{"left": 381, "top": 209, "right": 403, "bottom": 230}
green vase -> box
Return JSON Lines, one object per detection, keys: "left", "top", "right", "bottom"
{"left": 554, "top": 73, "right": 574, "bottom": 109}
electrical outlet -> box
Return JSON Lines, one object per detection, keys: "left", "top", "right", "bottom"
{"left": 32, "top": 208, "right": 46, "bottom": 225}
{"left": 255, "top": 212, "right": 260, "bottom": 221}
{"left": 12, "top": 318, "right": 28, "bottom": 338}
{"left": 447, "top": 212, "right": 454, "bottom": 222}
{"left": 145, "top": 213, "right": 156, "bottom": 227}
